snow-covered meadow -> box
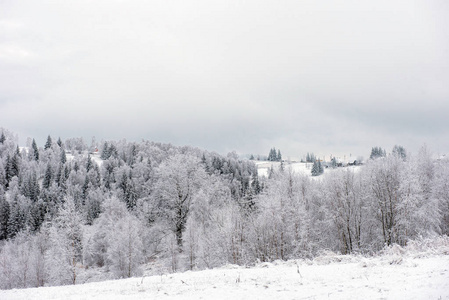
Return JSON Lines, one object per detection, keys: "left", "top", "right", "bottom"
{"left": 2, "top": 238, "right": 448, "bottom": 300}
{"left": 255, "top": 160, "right": 361, "bottom": 178}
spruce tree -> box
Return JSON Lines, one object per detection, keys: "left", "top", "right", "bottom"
{"left": 11, "top": 153, "right": 20, "bottom": 178}
{"left": 86, "top": 154, "right": 93, "bottom": 173}
{"left": 101, "top": 142, "right": 110, "bottom": 160}
{"left": 7, "top": 194, "right": 26, "bottom": 238}
{"left": 22, "top": 172, "right": 40, "bottom": 202}
{"left": 392, "top": 145, "right": 407, "bottom": 160}
{"left": 60, "top": 149, "right": 67, "bottom": 164}
{"left": 311, "top": 160, "right": 323, "bottom": 176}
{"left": 6, "top": 153, "right": 20, "bottom": 185}
{"left": 55, "top": 164, "right": 63, "bottom": 187}
{"left": 251, "top": 171, "right": 261, "bottom": 194}
{"left": 370, "top": 146, "right": 386, "bottom": 159}
{"left": 44, "top": 135, "right": 52, "bottom": 150}
{"left": 0, "top": 162, "right": 6, "bottom": 189}
{"left": 30, "top": 199, "right": 46, "bottom": 232}
{"left": 311, "top": 160, "right": 319, "bottom": 176}
{"left": 268, "top": 148, "right": 278, "bottom": 161}
{"left": 82, "top": 175, "right": 90, "bottom": 201}
{"left": 31, "top": 138, "right": 39, "bottom": 161}
{"left": 0, "top": 131, "right": 5, "bottom": 144}
{"left": 43, "top": 164, "right": 53, "bottom": 189}
{"left": 0, "top": 190, "right": 10, "bottom": 240}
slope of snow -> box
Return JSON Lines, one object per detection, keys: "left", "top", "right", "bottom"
{"left": 256, "top": 161, "right": 361, "bottom": 178}
{"left": 2, "top": 252, "right": 448, "bottom": 300}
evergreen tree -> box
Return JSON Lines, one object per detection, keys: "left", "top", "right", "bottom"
{"left": 0, "top": 189, "right": 10, "bottom": 240}
{"left": 277, "top": 149, "right": 282, "bottom": 162}
{"left": 392, "top": 145, "right": 407, "bottom": 160}
{"left": 7, "top": 194, "right": 27, "bottom": 239}
{"left": 57, "top": 137, "right": 63, "bottom": 147}
{"left": 311, "top": 160, "right": 318, "bottom": 176}
{"left": 30, "top": 199, "right": 46, "bottom": 232}
{"left": 31, "top": 139, "right": 39, "bottom": 161}
{"left": 6, "top": 153, "right": 20, "bottom": 186}
{"left": 370, "top": 146, "right": 386, "bottom": 159}
{"left": 311, "top": 160, "right": 323, "bottom": 176}
{"left": 268, "top": 148, "right": 277, "bottom": 161}
{"left": 306, "top": 152, "right": 316, "bottom": 163}
{"left": 44, "top": 135, "right": 52, "bottom": 150}
{"left": 251, "top": 170, "right": 261, "bottom": 195}
{"left": 11, "top": 153, "right": 20, "bottom": 178}
{"left": 84, "top": 189, "right": 102, "bottom": 225}
{"left": 0, "top": 131, "right": 5, "bottom": 144}
{"left": 119, "top": 170, "right": 137, "bottom": 210}
{"left": 5, "top": 154, "right": 12, "bottom": 185}
{"left": 318, "top": 159, "right": 324, "bottom": 174}
{"left": 82, "top": 175, "right": 90, "bottom": 201}
{"left": 60, "top": 149, "right": 67, "bottom": 164}
{"left": 88, "top": 163, "right": 102, "bottom": 188}
{"left": 109, "top": 144, "right": 118, "bottom": 159}
{"left": 55, "top": 164, "right": 63, "bottom": 187}
{"left": 0, "top": 161, "right": 6, "bottom": 189}
{"left": 86, "top": 154, "right": 93, "bottom": 173}
{"left": 43, "top": 164, "right": 53, "bottom": 189}
{"left": 22, "top": 172, "right": 40, "bottom": 202}
{"left": 100, "top": 142, "right": 110, "bottom": 160}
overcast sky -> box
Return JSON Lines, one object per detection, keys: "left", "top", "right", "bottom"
{"left": 1, "top": 0, "right": 448, "bottom": 159}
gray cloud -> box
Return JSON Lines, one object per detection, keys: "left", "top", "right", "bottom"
{"left": 1, "top": 0, "right": 448, "bottom": 159}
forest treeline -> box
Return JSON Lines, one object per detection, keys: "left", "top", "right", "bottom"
{"left": 0, "top": 128, "right": 448, "bottom": 289}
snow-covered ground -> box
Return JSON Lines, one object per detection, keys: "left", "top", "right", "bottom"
{"left": 66, "top": 151, "right": 103, "bottom": 167}
{"left": 2, "top": 244, "right": 448, "bottom": 300}
{"left": 256, "top": 161, "right": 361, "bottom": 178}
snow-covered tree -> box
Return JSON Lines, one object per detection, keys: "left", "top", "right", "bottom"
{"left": 30, "top": 139, "right": 39, "bottom": 161}
{"left": 311, "top": 160, "right": 323, "bottom": 176}
{"left": 154, "top": 154, "right": 207, "bottom": 250}
{"left": 392, "top": 145, "right": 407, "bottom": 160}
{"left": 370, "top": 146, "right": 386, "bottom": 160}
{"left": 44, "top": 135, "right": 53, "bottom": 150}
{"left": 106, "top": 214, "right": 143, "bottom": 278}
{"left": 46, "top": 196, "right": 83, "bottom": 286}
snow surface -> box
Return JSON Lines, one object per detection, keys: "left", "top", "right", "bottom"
{"left": 2, "top": 252, "right": 448, "bottom": 300}
{"left": 256, "top": 161, "right": 361, "bottom": 178}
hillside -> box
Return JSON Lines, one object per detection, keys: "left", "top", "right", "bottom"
{"left": 2, "top": 238, "right": 448, "bottom": 300}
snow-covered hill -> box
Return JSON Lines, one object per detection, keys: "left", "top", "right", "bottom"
{"left": 2, "top": 242, "right": 448, "bottom": 300}
{"left": 256, "top": 160, "right": 361, "bottom": 178}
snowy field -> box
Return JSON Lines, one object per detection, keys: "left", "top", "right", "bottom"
{"left": 2, "top": 245, "right": 448, "bottom": 300}
{"left": 256, "top": 161, "right": 361, "bottom": 178}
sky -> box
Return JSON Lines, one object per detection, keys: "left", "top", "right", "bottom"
{"left": 1, "top": 0, "right": 448, "bottom": 160}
